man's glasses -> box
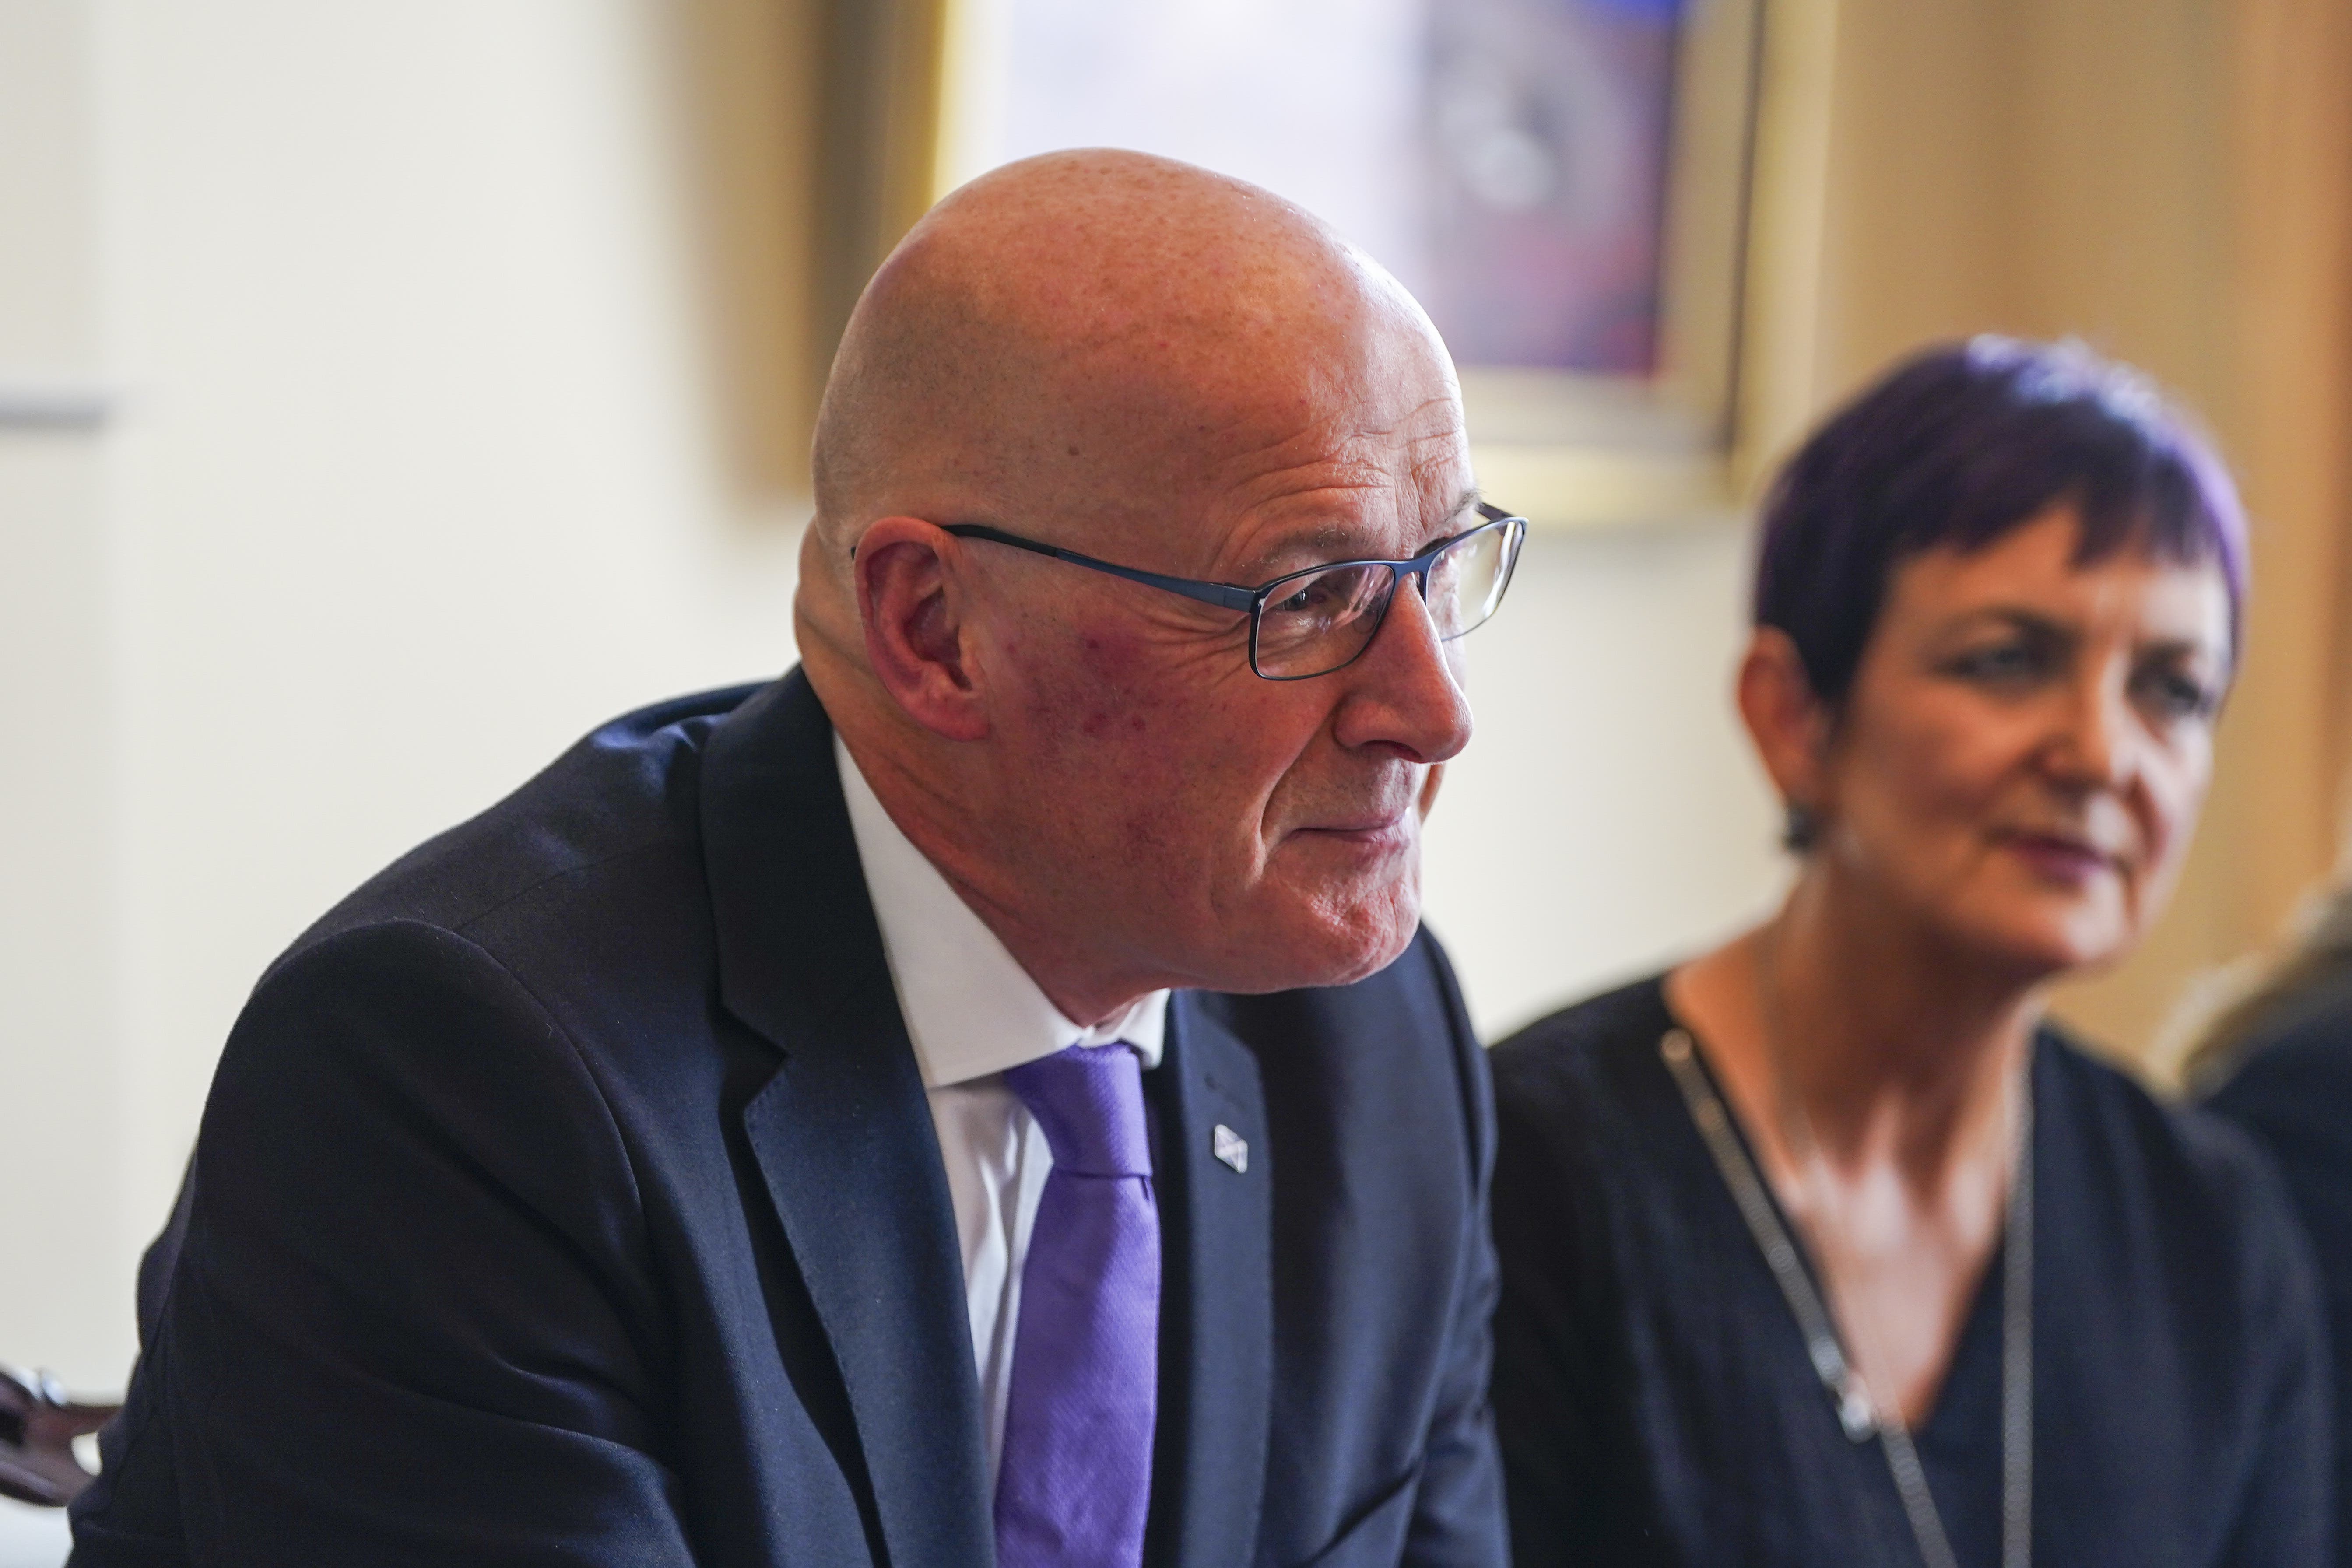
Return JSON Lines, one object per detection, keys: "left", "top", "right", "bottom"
{"left": 943, "top": 502, "right": 1527, "bottom": 680}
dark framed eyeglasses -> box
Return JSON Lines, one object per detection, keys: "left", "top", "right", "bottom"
{"left": 941, "top": 501, "right": 1528, "bottom": 680}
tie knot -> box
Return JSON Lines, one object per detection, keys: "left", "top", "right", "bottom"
{"left": 1004, "top": 1044, "right": 1151, "bottom": 1179}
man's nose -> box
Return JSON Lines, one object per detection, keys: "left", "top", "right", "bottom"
{"left": 1329, "top": 576, "right": 1474, "bottom": 764}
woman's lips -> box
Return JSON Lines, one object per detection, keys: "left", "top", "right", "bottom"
{"left": 2001, "top": 830, "right": 2113, "bottom": 885}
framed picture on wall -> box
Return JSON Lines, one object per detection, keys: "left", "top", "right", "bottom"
{"left": 922, "top": 0, "right": 1766, "bottom": 527}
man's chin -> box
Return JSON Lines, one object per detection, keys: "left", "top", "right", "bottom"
{"left": 1209, "top": 889, "right": 1422, "bottom": 995}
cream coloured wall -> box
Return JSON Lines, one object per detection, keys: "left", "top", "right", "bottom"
{"left": 92, "top": 0, "right": 821, "bottom": 1284}
{"left": 3, "top": 0, "right": 815, "bottom": 1394}
{"left": 0, "top": 0, "right": 128, "bottom": 1408}
{"left": 1421, "top": 519, "right": 1783, "bottom": 1037}
{"left": 1, "top": 8, "right": 128, "bottom": 1555}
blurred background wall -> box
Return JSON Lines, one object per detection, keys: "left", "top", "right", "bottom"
{"left": 1, "top": 0, "right": 2346, "bottom": 1448}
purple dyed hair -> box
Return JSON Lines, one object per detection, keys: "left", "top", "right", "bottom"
{"left": 1752, "top": 336, "right": 2249, "bottom": 709}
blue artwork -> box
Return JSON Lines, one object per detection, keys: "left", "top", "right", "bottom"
{"left": 1419, "top": 0, "right": 1683, "bottom": 372}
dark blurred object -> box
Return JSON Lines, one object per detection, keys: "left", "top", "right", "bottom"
{"left": 2195, "top": 882, "right": 2352, "bottom": 1568}
{"left": 0, "top": 1364, "right": 116, "bottom": 1506}
{"left": 2187, "top": 884, "right": 2352, "bottom": 1097}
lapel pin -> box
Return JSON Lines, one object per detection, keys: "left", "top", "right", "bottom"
{"left": 1212, "top": 1123, "right": 1249, "bottom": 1174}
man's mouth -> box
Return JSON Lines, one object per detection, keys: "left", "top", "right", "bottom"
{"left": 1288, "top": 793, "right": 1421, "bottom": 852}
{"left": 1278, "top": 768, "right": 1427, "bottom": 854}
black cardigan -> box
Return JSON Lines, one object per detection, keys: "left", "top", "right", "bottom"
{"left": 1490, "top": 975, "right": 2331, "bottom": 1568}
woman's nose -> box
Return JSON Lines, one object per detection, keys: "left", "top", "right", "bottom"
{"left": 2046, "top": 671, "right": 2134, "bottom": 789}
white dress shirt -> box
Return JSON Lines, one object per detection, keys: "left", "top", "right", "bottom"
{"left": 833, "top": 737, "right": 1169, "bottom": 1485}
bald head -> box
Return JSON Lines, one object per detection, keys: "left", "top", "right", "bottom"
{"left": 796, "top": 150, "right": 1482, "bottom": 1020}
{"left": 806, "top": 150, "right": 1451, "bottom": 587}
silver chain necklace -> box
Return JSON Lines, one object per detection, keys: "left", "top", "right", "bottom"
{"left": 1659, "top": 1025, "right": 2033, "bottom": 1568}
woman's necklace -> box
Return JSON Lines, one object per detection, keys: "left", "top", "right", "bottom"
{"left": 1657, "top": 963, "right": 2033, "bottom": 1568}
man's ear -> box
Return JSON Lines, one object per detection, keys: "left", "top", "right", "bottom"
{"left": 854, "top": 516, "right": 990, "bottom": 743}
{"left": 1735, "top": 627, "right": 1833, "bottom": 821}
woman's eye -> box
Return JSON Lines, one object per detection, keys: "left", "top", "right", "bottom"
{"left": 1946, "top": 642, "right": 2044, "bottom": 683}
{"left": 2134, "top": 667, "right": 2219, "bottom": 722}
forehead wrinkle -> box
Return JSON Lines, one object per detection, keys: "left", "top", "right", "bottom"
{"left": 1229, "top": 505, "right": 1436, "bottom": 579}
{"left": 1400, "top": 393, "right": 1468, "bottom": 435}
{"left": 1183, "top": 424, "right": 1424, "bottom": 535}
{"left": 1217, "top": 455, "right": 1476, "bottom": 572}
{"left": 1023, "top": 349, "right": 1433, "bottom": 529}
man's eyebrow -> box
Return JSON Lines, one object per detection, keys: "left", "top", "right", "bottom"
{"left": 1236, "top": 488, "right": 1487, "bottom": 579}
{"left": 1406, "top": 488, "right": 1487, "bottom": 552}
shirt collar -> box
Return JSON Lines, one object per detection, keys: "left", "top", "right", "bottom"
{"left": 834, "top": 734, "right": 1169, "bottom": 1089}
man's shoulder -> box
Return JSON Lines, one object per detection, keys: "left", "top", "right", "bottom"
{"left": 280, "top": 679, "right": 775, "bottom": 968}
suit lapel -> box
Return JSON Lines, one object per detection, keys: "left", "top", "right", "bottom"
{"left": 701, "top": 671, "right": 993, "bottom": 1568}
{"left": 1146, "top": 994, "right": 1273, "bottom": 1568}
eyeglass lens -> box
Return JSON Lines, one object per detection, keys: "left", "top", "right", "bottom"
{"left": 1254, "top": 523, "right": 1519, "bottom": 679}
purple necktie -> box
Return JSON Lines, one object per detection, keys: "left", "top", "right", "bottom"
{"left": 995, "top": 1043, "right": 1160, "bottom": 1568}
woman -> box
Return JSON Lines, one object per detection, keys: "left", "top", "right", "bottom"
{"left": 1489, "top": 338, "right": 2329, "bottom": 1566}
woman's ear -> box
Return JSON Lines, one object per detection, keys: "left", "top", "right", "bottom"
{"left": 854, "top": 516, "right": 991, "bottom": 743}
{"left": 1736, "top": 627, "right": 1834, "bottom": 838}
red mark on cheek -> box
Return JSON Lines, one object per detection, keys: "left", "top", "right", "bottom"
{"left": 1034, "top": 624, "right": 1180, "bottom": 745}
{"left": 1077, "top": 627, "right": 1149, "bottom": 681}
{"left": 1075, "top": 708, "right": 1149, "bottom": 740}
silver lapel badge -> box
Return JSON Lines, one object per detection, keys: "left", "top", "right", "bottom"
{"left": 1212, "top": 1123, "right": 1249, "bottom": 1174}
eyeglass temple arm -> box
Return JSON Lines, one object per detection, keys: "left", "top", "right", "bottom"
{"left": 941, "top": 525, "right": 1259, "bottom": 612}
{"left": 942, "top": 505, "right": 1519, "bottom": 609}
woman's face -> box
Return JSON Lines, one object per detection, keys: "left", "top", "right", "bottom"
{"left": 1814, "top": 503, "right": 2234, "bottom": 978}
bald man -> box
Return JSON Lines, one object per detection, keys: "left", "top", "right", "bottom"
{"left": 70, "top": 153, "right": 1522, "bottom": 1568}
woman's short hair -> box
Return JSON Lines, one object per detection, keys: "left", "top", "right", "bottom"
{"left": 1752, "top": 336, "right": 2249, "bottom": 710}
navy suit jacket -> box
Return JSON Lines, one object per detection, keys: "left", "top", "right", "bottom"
{"left": 69, "top": 670, "right": 1506, "bottom": 1568}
